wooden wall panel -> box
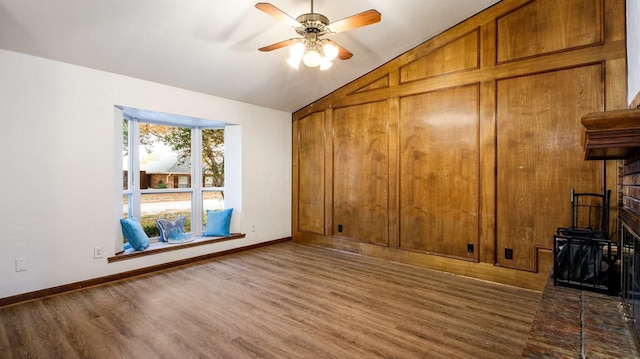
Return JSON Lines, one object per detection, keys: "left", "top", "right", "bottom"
{"left": 399, "top": 85, "right": 480, "bottom": 259}
{"left": 351, "top": 75, "right": 390, "bottom": 95}
{"left": 479, "top": 80, "right": 498, "bottom": 264}
{"left": 400, "top": 30, "right": 480, "bottom": 83}
{"left": 297, "top": 112, "right": 325, "bottom": 235}
{"left": 604, "top": 0, "right": 625, "bottom": 42}
{"left": 496, "top": 0, "right": 602, "bottom": 63}
{"left": 496, "top": 64, "right": 604, "bottom": 271}
{"left": 333, "top": 102, "right": 389, "bottom": 245}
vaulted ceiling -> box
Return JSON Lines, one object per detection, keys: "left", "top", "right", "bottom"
{"left": 0, "top": 0, "right": 500, "bottom": 112}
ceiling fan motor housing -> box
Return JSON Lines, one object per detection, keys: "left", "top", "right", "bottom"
{"left": 295, "top": 13, "right": 330, "bottom": 36}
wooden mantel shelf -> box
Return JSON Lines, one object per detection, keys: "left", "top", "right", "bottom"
{"left": 582, "top": 108, "right": 640, "bottom": 160}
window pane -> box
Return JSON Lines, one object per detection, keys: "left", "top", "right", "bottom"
{"left": 202, "top": 191, "right": 225, "bottom": 228}
{"left": 123, "top": 118, "right": 129, "bottom": 191}
{"left": 122, "top": 194, "right": 131, "bottom": 243}
{"left": 202, "top": 129, "right": 224, "bottom": 187}
{"left": 178, "top": 176, "right": 189, "bottom": 188}
{"left": 141, "top": 192, "right": 192, "bottom": 237}
{"left": 139, "top": 123, "right": 191, "bottom": 190}
{"left": 122, "top": 194, "right": 130, "bottom": 218}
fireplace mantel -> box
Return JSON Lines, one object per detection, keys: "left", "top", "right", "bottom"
{"left": 581, "top": 108, "right": 640, "bottom": 160}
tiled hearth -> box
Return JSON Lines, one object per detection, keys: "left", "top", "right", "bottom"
{"left": 522, "top": 278, "right": 640, "bottom": 358}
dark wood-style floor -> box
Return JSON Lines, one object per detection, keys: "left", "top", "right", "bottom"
{"left": 0, "top": 242, "right": 542, "bottom": 358}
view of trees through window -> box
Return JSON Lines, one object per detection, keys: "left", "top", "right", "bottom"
{"left": 123, "top": 118, "right": 225, "bottom": 238}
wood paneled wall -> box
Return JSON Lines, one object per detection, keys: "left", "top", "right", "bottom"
{"left": 292, "top": 0, "right": 626, "bottom": 290}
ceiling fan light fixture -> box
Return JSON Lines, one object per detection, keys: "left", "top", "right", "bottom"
{"left": 289, "top": 42, "right": 305, "bottom": 57}
{"left": 320, "top": 59, "right": 333, "bottom": 71}
{"left": 287, "top": 56, "right": 302, "bottom": 69}
{"left": 322, "top": 42, "right": 339, "bottom": 61}
{"left": 287, "top": 42, "right": 305, "bottom": 69}
{"left": 303, "top": 49, "right": 322, "bottom": 67}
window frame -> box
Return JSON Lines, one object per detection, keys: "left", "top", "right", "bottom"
{"left": 122, "top": 114, "right": 225, "bottom": 240}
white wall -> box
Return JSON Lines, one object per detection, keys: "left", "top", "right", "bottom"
{"left": 629, "top": 0, "right": 640, "bottom": 106}
{"left": 0, "top": 49, "right": 292, "bottom": 299}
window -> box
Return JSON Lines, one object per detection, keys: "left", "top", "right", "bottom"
{"left": 178, "top": 176, "right": 189, "bottom": 188}
{"left": 121, "top": 107, "right": 226, "bottom": 242}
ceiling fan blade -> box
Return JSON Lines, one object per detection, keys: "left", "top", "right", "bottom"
{"left": 328, "top": 9, "right": 381, "bottom": 33}
{"left": 255, "top": 3, "right": 300, "bottom": 28}
{"left": 326, "top": 40, "right": 353, "bottom": 60}
{"left": 258, "top": 38, "right": 299, "bottom": 52}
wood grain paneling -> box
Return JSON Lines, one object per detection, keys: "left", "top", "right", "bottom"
{"left": 333, "top": 102, "right": 389, "bottom": 245}
{"left": 399, "top": 85, "right": 479, "bottom": 259}
{"left": 604, "top": 0, "right": 626, "bottom": 42}
{"left": 400, "top": 30, "right": 480, "bottom": 83}
{"left": 350, "top": 75, "right": 390, "bottom": 95}
{"left": 298, "top": 112, "right": 325, "bottom": 235}
{"left": 496, "top": 64, "right": 604, "bottom": 271}
{"left": 479, "top": 80, "right": 498, "bottom": 264}
{"left": 496, "top": 0, "right": 602, "bottom": 63}
{"left": 388, "top": 97, "right": 401, "bottom": 248}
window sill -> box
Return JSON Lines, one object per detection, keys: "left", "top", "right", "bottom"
{"left": 108, "top": 233, "right": 246, "bottom": 263}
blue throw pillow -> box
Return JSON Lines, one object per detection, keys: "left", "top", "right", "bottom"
{"left": 203, "top": 208, "right": 233, "bottom": 237}
{"left": 156, "top": 216, "right": 186, "bottom": 242}
{"left": 120, "top": 217, "right": 150, "bottom": 251}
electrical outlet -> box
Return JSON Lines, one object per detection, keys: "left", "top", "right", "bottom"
{"left": 94, "top": 246, "right": 104, "bottom": 259}
{"left": 251, "top": 224, "right": 256, "bottom": 232}
{"left": 15, "top": 257, "right": 27, "bottom": 272}
{"left": 338, "top": 224, "right": 343, "bottom": 233}
{"left": 505, "top": 248, "right": 513, "bottom": 260}
{"left": 467, "top": 243, "right": 474, "bottom": 254}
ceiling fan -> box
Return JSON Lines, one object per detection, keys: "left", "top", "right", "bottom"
{"left": 255, "top": 1, "right": 381, "bottom": 70}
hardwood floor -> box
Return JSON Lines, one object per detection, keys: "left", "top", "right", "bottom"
{"left": 0, "top": 242, "right": 541, "bottom": 358}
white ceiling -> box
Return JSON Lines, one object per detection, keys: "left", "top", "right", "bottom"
{"left": 0, "top": 0, "right": 500, "bottom": 113}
